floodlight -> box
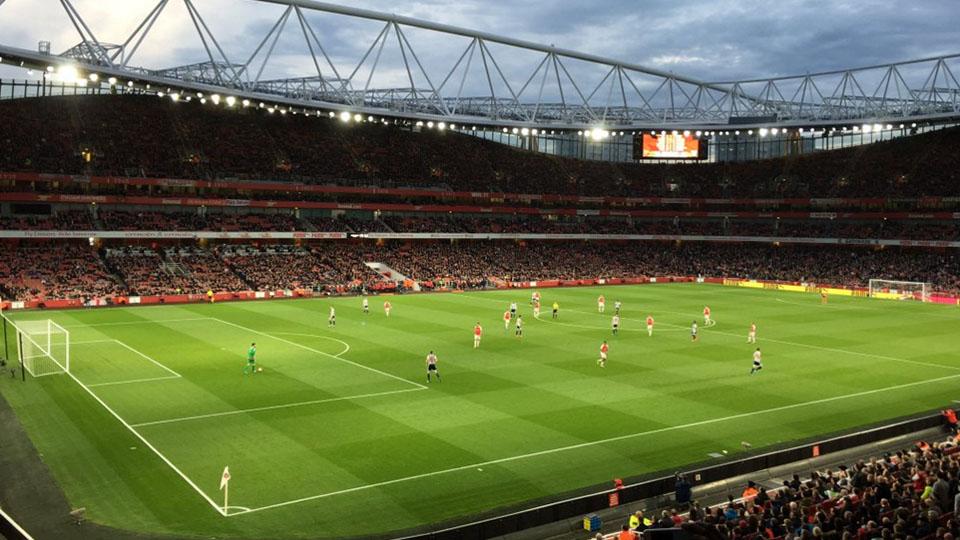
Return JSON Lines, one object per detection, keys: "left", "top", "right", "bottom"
{"left": 57, "top": 65, "right": 78, "bottom": 82}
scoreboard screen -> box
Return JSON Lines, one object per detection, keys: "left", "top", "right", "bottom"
{"left": 636, "top": 133, "right": 705, "bottom": 159}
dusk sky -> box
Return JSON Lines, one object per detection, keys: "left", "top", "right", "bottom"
{"left": 0, "top": 0, "right": 957, "bottom": 97}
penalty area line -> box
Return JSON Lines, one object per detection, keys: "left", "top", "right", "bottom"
{"left": 61, "top": 317, "right": 213, "bottom": 329}
{"left": 87, "top": 375, "right": 181, "bottom": 388}
{"left": 130, "top": 387, "right": 425, "bottom": 428}
{"left": 226, "top": 372, "right": 960, "bottom": 517}
{"left": 109, "top": 339, "right": 183, "bottom": 378}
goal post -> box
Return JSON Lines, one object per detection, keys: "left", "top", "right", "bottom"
{"left": 0, "top": 313, "right": 70, "bottom": 377}
{"left": 868, "top": 279, "right": 932, "bottom": 302}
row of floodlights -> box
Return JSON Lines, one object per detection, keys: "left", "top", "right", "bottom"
{"left": 577, "top": 123, "right": 920, "bottom": 140}
{"left": 12, "top": 63, "right": 928, "bottom": 138}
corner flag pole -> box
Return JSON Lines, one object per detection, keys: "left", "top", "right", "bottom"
{"left": 219, "top": 466, "right": 231, "bottom": 514}
{"left": 1, "top": 297, "right": 8, "bottom": 363}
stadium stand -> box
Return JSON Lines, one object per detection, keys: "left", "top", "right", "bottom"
{"left": 2, "top": 242, "right": 959, "bottom": 302}
{"left": 164, "top": 247, "right": 251, "bottom": 293}
{"left": 104, "top": 247, "right": 196, "bottom": 296}
{"left": 603, "top": 427, "right": 960, "bottom": 540}
{"left": 2, "top": 95, "right": 960, "bottom": 198}
{"left": 0, "top": 245, "right": 124, "bottom": 300}
{"left": 0, "top": 210, "right": 96, "bottom": 230}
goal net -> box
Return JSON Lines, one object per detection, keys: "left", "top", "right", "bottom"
{"left": 2, "top": 316, "right": 70, "bottom": 377}
{"left": 868, "top": 279, "right": 931, "bottom": 302}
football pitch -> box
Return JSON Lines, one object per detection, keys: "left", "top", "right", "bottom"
{"left": 3, "top": 283, "right": 960, "bottom": 538}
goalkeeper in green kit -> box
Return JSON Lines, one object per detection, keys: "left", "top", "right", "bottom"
{"left": 243, "top": 342, "right": 258, "bottom": 374}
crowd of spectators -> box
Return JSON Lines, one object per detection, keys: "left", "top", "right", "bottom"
{"left": 605, "top": 425, "right": 960, "bottom": 540}
{"left": 3, "top": 238, "right": 960, "bottom": 302}
{"left": 0, "top": 245, "right": 123, "bottom": 300}
{"left": 0, "top": 210, "right": 96, "bottom": 230}
{"left": 5, "top": 209, "right": 960, "bottom": 242}
{"left": 105, "top": 247, "right": 195, "bottom": 296}
{"left": 99, "top": 210, "right": 302, "bottom": 232}
{"left": 2, "top": 95, "right": 960, "bottom": 199}
{"left": 219, "top": 244, "right": 385, "bottom": 292}
{"left": 164, "top": 247, "right": 250, "bottom": 292}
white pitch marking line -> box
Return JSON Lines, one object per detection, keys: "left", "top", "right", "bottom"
{"left": 110, "top": 339, "right": 183, "bottom": 378}
{"left": 130, "top": 387, "right": 426, "bottom": 428}
{"left": 60, "top": 317, "right": 212, "bottom": 329}
{"left": 0, "top": 506, "right": 36, "bottom": 540}
{"left": 269, "top": 332, "right": 351, "bottom": 357}
{"left": 775, "top": 298, "right": 833, "bottom": 309}
{"left": 61, "top": 360, "right": 227, "bottom": 515}
{"left": 228, "top": 371, "right": 960, "bottom": 516}
{"left": 87, "top": 375, "right": 181, "bottom": 388}
{"left": 72, "top": 339, "right": 118, "bottom": 345}
{"left": 208, "top": 317, "right": 426, "bottom": 390}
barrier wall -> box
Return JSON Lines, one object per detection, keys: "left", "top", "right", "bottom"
{"left": 720, "top": 277, "right": 960, "bottom": 304}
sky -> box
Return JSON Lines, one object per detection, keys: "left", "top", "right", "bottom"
{"left": 0, "top": 0, "right": 957, "bottom": 100}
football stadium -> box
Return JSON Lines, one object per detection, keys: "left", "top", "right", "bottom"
{"left": 1, "top": 2, "right": 960, "bottom": 540}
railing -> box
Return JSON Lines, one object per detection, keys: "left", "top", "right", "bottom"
{"left": 0, "top": 79, "right": 145, "bottom": 100}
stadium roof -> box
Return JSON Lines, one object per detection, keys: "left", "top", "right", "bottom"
{"left": 0, "top": 0, "right": 958, "bottom": 131}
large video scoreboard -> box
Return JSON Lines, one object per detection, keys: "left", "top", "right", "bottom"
{"left": 635, "top": 133, "right": 706, "bottom": 160}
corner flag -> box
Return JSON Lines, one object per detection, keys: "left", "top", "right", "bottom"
{"left": 220, "top": 466, "right": 231, "bottom": 513}
{"left": 220, "top": 467, "right": 231, "bottom": 490}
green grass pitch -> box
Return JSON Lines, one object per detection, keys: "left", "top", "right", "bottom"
{"left": 3, "top": 283, "right": 960, "bottom": 538}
